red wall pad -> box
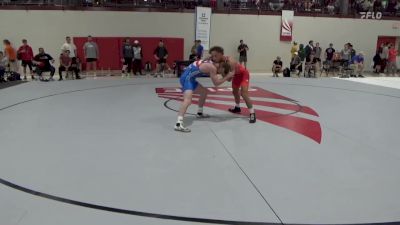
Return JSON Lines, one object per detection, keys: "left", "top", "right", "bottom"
{"left": 74, "top": 37, "right": 184, "bottom": 70}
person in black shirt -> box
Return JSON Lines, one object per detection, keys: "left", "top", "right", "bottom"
{"left": 121, "top": 38, "right": 134, "bottom": 77}
{"left": 272, "top": 56, "right": 283, "bottom": 77}
{"left": 238, "top": 40, "right": 249, "bottom": 68}
{"left": 305, "top": 53, "right": 318, "bottom": 77}
{"left": 325, "top": 43, "right": 336, "bottom": 62}
{"left": 33, "top": 47, "right": 55, "bottom": 81}
{"left": 153, "top": 40, "right": 171, "bottom": 74}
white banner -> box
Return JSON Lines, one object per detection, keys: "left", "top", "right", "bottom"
{"left": 280, "top": 10, "right": 294, "bottom": 42}
{"left": 195, "top": 7, "right": 212, "bottom": 50}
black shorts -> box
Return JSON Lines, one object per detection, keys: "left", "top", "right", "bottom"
{"left": 86, "top": 58, "right": 97, "bottom": 62}
{"left": 315, "top": 58, "right": 321, "bottom": 62}
{"left": 21, "top": 60, "right": 33, "bottom": 69}
{"left": 158, "top": 58, "right": 167, "bottom": 64}
{"left": 123, "top": 57, "right": 133, "bottom": 65}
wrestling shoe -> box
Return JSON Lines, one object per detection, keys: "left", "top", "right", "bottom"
{"left": 196, "top": 112, "right": 210, "bottom": 118}
{"left": 228, "top": 106, "right": 241, "bottom": 114}
{"left": 249, "top": 113, "right": 256, "bottom": 123}
{"left": 174, "top": 123, "right": 191, "bottom": 133}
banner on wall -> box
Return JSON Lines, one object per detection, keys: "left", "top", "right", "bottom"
{"left": 280, "top": 10, "right": 294, "bottom": 42}
{"left": 195, "top": 7, "right": 212, "bottom": 50}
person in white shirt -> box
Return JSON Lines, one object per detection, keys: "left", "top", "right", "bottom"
{"left": 61, "top": 36, "right": 77, "bottom": 59}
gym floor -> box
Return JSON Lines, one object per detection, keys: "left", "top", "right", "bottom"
{"left": 1, "top": 76, "right": 399, "bottom": 225}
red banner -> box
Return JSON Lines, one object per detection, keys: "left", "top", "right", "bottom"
{"left": 280, "top": 10, "right": 294, "bottom": 42}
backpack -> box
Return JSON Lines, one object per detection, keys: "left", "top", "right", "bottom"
{"left": 7, "top": 71, "right": 21, "bottom": 81}
{"left": 283, "top": 67, "right": 291, "bottom": 77}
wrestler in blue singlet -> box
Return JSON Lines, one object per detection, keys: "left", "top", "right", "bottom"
{"left": 180, "top": 59, "right": 213, "bottom": 92}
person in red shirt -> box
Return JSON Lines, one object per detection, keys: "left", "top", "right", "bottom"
{"left": 17, "top": 39, "right": 34, "bottom": 80}
{"left": 387, "top": 44, "right": 398, "bottom": 77}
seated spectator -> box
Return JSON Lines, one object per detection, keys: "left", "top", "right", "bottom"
{"left": 17, "top": 39, "right": 34, "bottom": 80}
{"left": 272, "top": 56, "right": 283, "bottom": 77}
{"left": 351, "top": 52, "right": 365, "bottom": 78}
{"left": 305, "top": 53, "right": 318, "bottom": 77}
{"left": 386, "top": 0, "right": 398, "bottom": 14}
{"left": 59, "top": 50, "right": 81, "bottom": 80}
{"left": 0, "top": 51, "right": 8, "bottom": 82}
{"left": 373, "top": 50, "right": 381, "bottom": 74}
{"left": 326, "top": 0, "right": 336, "bottom": 14}
{"left": 373, "top": 0, "right": 383, "bottom": 12}
{"left": 290, "top": 52, "right": 303, "bottom": 76}
{"left": 33, "top": 47, "right": 55, "bottom": 81}
{"left": 269, "top": 0, "right": 284, "bottom": 11}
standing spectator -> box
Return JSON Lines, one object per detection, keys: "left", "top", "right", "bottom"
{"left": 373, "top": 50, "right": 381, "bottom": 74}
{"left": 121, "top": 38, "right": 134, "bottom": 77}
{"left": 325, "top": 43, "right": 336, "bottom": 63}
{"left": 0, "top": 51, "right": 7, "bottom": 82}
{"left": 305, "top": 40, "right": 314, "bottom": 60}
{"left": 33, "top": 47, "right": 55, "bottom": 81}
{"left": 272, "top": 56, "right": 283, "bottom": 77}
{"left": 386, "top": 0, "right": 398, "bottom": 14}
{"left": 153, "top": 40, "right": 170, "bottom": 74}
{"left": 380, "top": 42, "right": 389, "bottom": 73}
{"left": 314, "top": 42, "right": 322, "bottom": 71}
{"left": 327, "top": 0, "right": 336, "bottom": 14}
{"left": 290, "top": 41, "right": 299, "bottom": 59}
{"left": 196, "top": 40, "right": 204, "bottom": 60}
{"left": 17, "top": 39, "right": 34, "bottom": 80}
{"left": 387, "top": 43, "right": 398, "bottom": 76}
{"left": 351, "top": 52, "right": 365, "bottom": 78}
{"left": 189, "top": 40, "right": 198, "bottom": 61}
{"left": 238, "top": 40, "right": 249, "bottom": 68}
{"left": 298, "top": 44, "right": 306, "bottom": 62}
{"left": 132, "top": 40, "right": 143, "bottom": 76}
{"left": 373, "top": 0, "right": 383, "bottom": 11}
{"left": 83, "top": 35, "right": 99, "bottom": 77}
{"left": 3, "top": 39, "right": 18, "bottom": 73}
{"left": 61, "top": 36, "right": 77, "bottom": 59}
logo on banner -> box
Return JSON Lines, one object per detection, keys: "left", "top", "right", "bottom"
{"left": 360, "top": 12, "right": 382, "bottom": 20}
{"left": 156, "top": 87, "right": 322, "bottom": 144}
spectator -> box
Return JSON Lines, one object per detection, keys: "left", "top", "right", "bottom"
{"left": 305, "top": 53, "right": 318, "bottom": 77}
{"left": 33, "top": 47, "right": 55, "bottom": 81}
{"left": 373, "top": 0, "right": 383, "bottom": 12}
{"left": 58, "top": 50, "right": 80, "bottom": 80}
{"left": 314, "top": 42, "right": 322, "bottom": 70}
{"left": 0, "top": 51, "right": 7, "bottom": 82}
{"left": 132, "top": 40, "right": 143, "bottom": 76}
{"left": 298, "top": 44, "right": 306, "bottom": 62}
{"left": 380, "top": 42, "right": 389, "bottom": 73}
{"left": 290, "top": 41, "right": 299, "bottom": 59}
{"left": 349, "top": 43, "right": 356, "bottom": 59}
{"left": 305, "top": 0, "right": 313, "bottom": 11}
{"left": 351, "top": 51, "right": 365, "bottom": 77}
{"left": 189, "top": 40, "right": 197, "bottom": 61}
{"left": 83, "top": 35, "right": 99, "bottom": 77}
{"left": 196, "top": 40, "right": 204, "bottom": 59}
{"left": 153, "top": 40, "right": 171, "bottom": 74}
{"left": 3, "top": 39, "right": 18, "bottom": 73}
{"left": 325, "top": 43, "right": 336, "bottom": 63}
{"left": 340, "top": 43, "right": 351, "bottom": 66}
{"left": 121, "top": 38, "right": 134, "bottom": 76}
{"left": 61, "top": 36, "right": 77, "bottom": 59}
{"left": 290, "top": 51, "right": 303, "bottom": 76}
{"left": 327, "top": 0, "right": 336, "bottom": 14}
{"left": 305, "top": 40, "right": 314, "bottom": 60}
{"left": 373, "top": 50, "right": 381, "bottom": 74}
{"left": 386, "top": 0, "right": 398, "bottom": 14}
{"left": 272, "top": 56, "right": 283, "bottom": 77}
{"left": 17, "top": 39, "right": 34, "bottom": 80}
{"left": 387, "top": 43, "right": 398, "bottom": 76}
{"left": 238, "top": 39, "right": 249, "bottom": 68}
